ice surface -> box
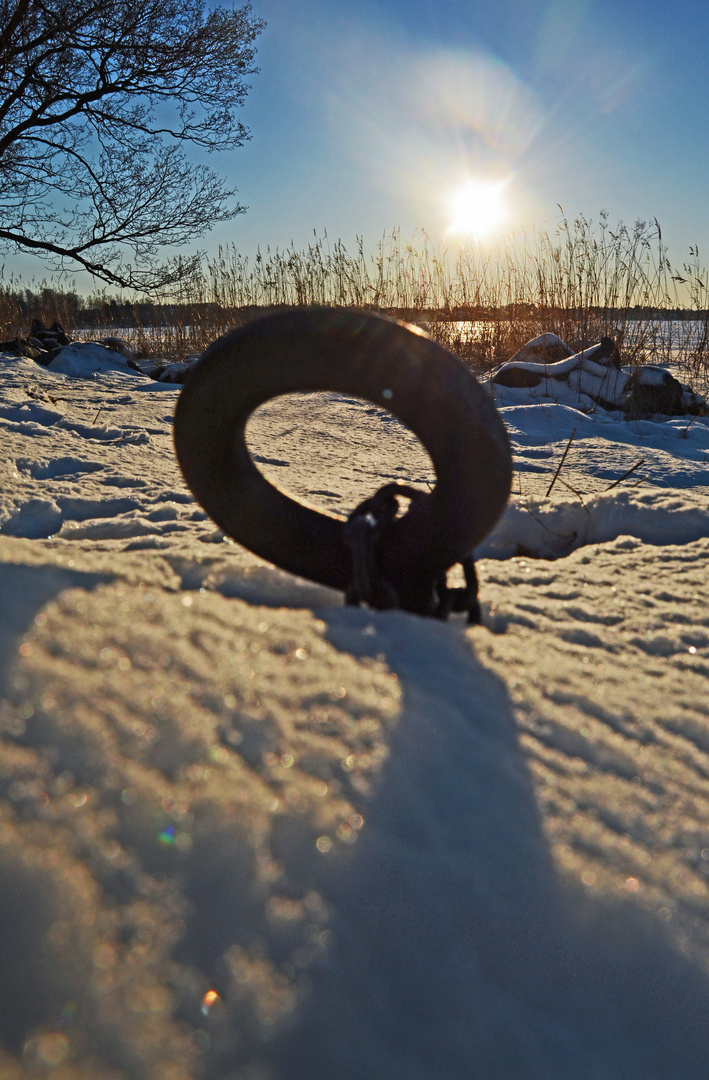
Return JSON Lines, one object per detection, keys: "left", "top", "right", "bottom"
{"left": 0, "top": 342, "right": 708, "bottom": 1078}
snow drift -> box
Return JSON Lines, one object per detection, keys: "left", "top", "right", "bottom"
{"left": 0, "top": 339, "right": 708, "bottom": 1079}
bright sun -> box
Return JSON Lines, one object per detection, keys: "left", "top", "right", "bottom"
{"left": 447, "top": 180, "right": 506, "bottom": 238}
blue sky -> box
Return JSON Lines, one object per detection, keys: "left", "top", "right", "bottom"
{"left": 218, "top": 0, "right": 708, "bottom": 269}
{"left": 6, "top": 0, "right": 708, "bottom": 285}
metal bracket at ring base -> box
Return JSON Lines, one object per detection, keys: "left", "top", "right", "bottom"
{"left": 173, "top": 307, "right": 513, "bottom": 617}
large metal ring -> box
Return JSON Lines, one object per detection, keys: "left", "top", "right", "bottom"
{"left": 173, "top": 307, "right": 512, "bottom": 615}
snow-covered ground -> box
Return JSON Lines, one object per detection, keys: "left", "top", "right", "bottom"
{"left": 0, "top": 339, "right": 708, "bottom": 1079}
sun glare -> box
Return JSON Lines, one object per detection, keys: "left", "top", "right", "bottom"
{"left": 447, "top": 180, "right": 507, "bottom": 238}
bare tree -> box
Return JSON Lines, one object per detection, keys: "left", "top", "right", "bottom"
{"left": 0, "top": 0, "right": 265, "bottom": 289}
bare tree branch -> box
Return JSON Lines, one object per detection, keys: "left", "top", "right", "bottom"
{"left": 0, "top": 0, "right": 265, "bottom": 290}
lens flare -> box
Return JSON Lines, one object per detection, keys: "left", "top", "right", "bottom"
{"left": 201, "top": 990, "right": 220, "bottom": 1016}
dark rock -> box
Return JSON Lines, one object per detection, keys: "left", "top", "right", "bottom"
{"left": 126, "top": 356, "right": 200, "bottom": 383}
{"left": 127, "top": 357, "right": 165, "bottom": 379}
{"left": 492, "top": 366, "right": 543, "bottom": 388}
{"left": 508, "top": 334, "right": 575, "bottom": 366}
{"left": 49, "top": 320, "right": 70, "bottom": 346}
{"left": 0, "top": 337, "right": 47, "bottom": 361}
{"left": 528, "top": 341, "right": 573, "bottom": 363}
{"left": 627, "top": 367, "right": 686, "bottom": 417}
{"left": 591, "top": 336, "right": 621, "bottom": 368}
{"left": 157, "top": 359, "right": 200, "bottom": 383}
{"left": 491, "top": 334, "right": 604, "bottom": 387}
{"left": 30, "top": 319, "right": 71, "bottom": 351}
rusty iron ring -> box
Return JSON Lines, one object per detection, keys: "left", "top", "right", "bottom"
{"left": 173, "top": 307, "right": 513, "bottom": 615}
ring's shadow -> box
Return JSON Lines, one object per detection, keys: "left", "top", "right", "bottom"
{"left": 0, "top": 562, "right": 112, "bottom": 696}
{"left": 0, "top": 560, "right": 113, "bottom": 1052}
{"left": 275, "top": 607, "right": 709, "bottom": 1080}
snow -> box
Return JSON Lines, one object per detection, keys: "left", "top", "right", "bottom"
{"left": 1, "top": 337, "right": 708, "bottom": 1078}
{"left": 44, "top": 341, "right": 146, "bottom": 378}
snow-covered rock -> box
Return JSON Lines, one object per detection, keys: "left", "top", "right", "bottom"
{"left": 46, "top": 341, "right": 146, "bottom": 378}
{"left": 484, "top": 334, "right": 706, "bottom": 417}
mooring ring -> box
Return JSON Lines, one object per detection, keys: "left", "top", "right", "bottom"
{"left": 173, "top": 307, "right": 512, "bottom": 615}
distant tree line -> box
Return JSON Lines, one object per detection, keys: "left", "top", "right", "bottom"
{"left": 3, "top": 283, "right": 708, "bottom": 337}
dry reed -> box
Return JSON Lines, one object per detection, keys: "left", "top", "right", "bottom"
{"left": 2, "top": 214, "right": 708, "bottom": 390}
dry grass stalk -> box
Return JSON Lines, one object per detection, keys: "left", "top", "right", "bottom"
{"left": 603, "top": 459, "right": 646, "bottom": 491}
{"left": 1, "top": 215, "right": 708, "bottom": 390}
{"left": 546, "top": 428, "right": 577, "bottom": 498}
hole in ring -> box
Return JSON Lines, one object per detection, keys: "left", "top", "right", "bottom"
{"left": 245, "top": 391, "right": 436, "bottom": 517}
